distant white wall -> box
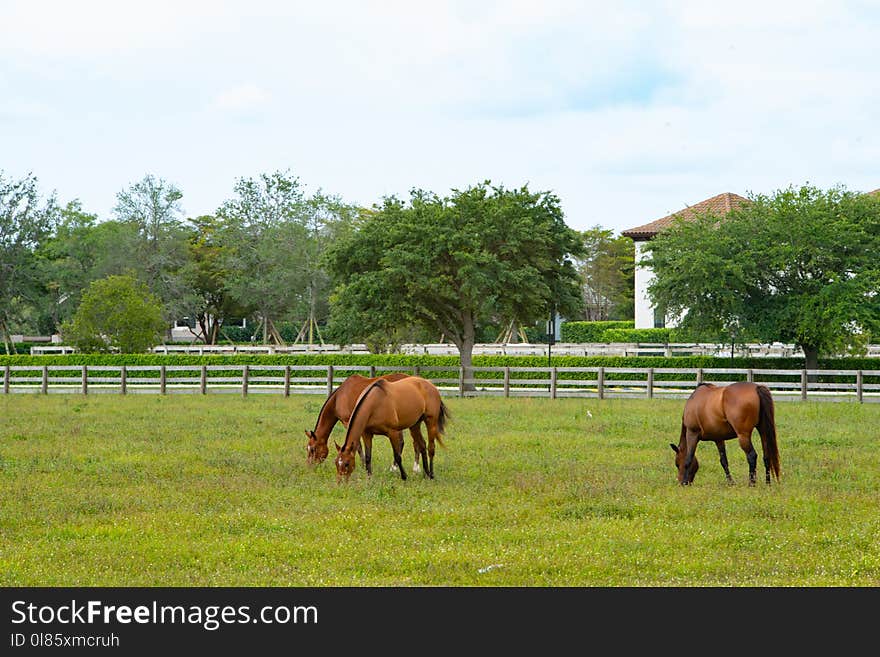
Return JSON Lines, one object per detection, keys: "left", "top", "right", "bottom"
{"left": 633, "top": 239, "right": 680, "bottom": 329}
{"left": 633, "top": 240, "right": 655, "bottom": 329}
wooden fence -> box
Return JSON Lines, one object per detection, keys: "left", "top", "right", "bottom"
{"left": 2, "top": 364, "right": 879, "bottom": 402}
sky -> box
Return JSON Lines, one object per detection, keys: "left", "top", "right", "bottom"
{"left": 2, "top": 0, "right": 879, "bottom": 235}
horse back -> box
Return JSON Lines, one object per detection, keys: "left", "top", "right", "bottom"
{"left": 683, "top": 384, "right": 728, "bottom": 436}
{"left": 334, "top": 372, "right": 410, "bottom": 421}
{"left": 684, "top": 382, "right": 761, "bottom": 439}
{"left": 720, "top": 382, "right": 762, "bottom": 429}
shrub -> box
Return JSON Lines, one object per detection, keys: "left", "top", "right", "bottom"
{"left": 561, "top": 321, "right": 634, "bottom": 343}
{"left": 601, "top": 328, "right": 671, "bottom": 343}
{"left": 60, "top": 275, "right": 166, "bottom": 353}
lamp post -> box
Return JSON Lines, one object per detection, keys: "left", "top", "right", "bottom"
{"left": 546, "top": 313, "right": 556, "bottom": 392}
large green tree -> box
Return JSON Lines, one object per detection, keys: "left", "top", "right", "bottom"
{"left": 113, "top": 174, "right": 192, "bottom": 327}
{"left": 0, "top": 171, "right": 60, "bottom": 352}
{"left": 324, "top": 182, "right": 585, "bottom": 377}
{"left": 645, "top": 184, "right": 880, "bottom": 368}
{"left": 577, "top": 226, "right": 634, "bottom": 321}
{"left": 293, "top": 191, "right": 359, "bottom": 344}
{"left": 216, "top": 171, "right": 312, "bottom": 344}
{"left": 36, "top": 201, "right": 142, "bottom": 333}
{"left": 179, "top": 214, "right": 250, "bottom": 344}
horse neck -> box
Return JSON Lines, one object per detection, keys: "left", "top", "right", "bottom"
{"left": 341, "top": 386, "right": 379, "bottom": 455}
{"left": 313, "top": 393, "right": 340, "bottom": 444}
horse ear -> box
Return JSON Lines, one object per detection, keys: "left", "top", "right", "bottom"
{"left": 669, "top": 444, "right": 679, "bottom": 453}
{"left": 304, "top": 430, "right": 312, "bottom": 439}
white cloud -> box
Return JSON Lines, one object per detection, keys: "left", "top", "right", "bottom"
{"left": 1, "top": 1, "right": 878, "bottom": 233}
{"left": 210, "top": 84, "right": 272, "bottom": 114}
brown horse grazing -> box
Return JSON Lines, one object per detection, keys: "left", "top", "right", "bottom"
{"left": 335, "top": 376, "right": 449, "bottom": 482}
{"left": 305, "top": 373, "right": 426, "bottom": 471}
{"left": 671, "top": 382, "right": 781, "bottom": 486}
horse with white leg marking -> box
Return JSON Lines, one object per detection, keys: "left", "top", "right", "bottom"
{"left": 335, "top": 376, "right": 449, "bottom": 482}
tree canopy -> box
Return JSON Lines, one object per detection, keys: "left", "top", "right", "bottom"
{"left": 61, "top": 273, "right": 166, "bottom": 353}
{"left": 576, "top": 226, "right": 634, "bottom": 321}
{"left": 324, "top": 181, "right": 585, "bottom": 372}
{"left": 0, "top": 171, "right": 60, "bottom": 352}
{"left": 644, "top": 184, "right": 880, "bottom": 368}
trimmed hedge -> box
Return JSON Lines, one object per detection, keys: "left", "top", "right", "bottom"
{"left": 561, "top": 321, "right": 634, "bottom": 342}
{"left": 600, "top": 328, "right": 673, "bottom": 342}
{"left": 3, "top": 353, "right": 879, "bottom": 388}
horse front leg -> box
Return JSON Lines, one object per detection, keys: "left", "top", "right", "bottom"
{"left": 682, "top": 429, "right": 700, "bottom": 485}
{"left": 362, "top": 433, "right": 373, "bottom": 476}
{"left": 715, "top": 440, "right": 734, "bottom": 484}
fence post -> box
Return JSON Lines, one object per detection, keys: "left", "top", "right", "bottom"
{"left": 160, "top": 365, "right": 167, "bottom": 395}
{"left": 414, "top": 365, "right": 421, "bottom": 378}
{"left": 3, "top": 365, "right": 8, "bottom": 394}
{"left": 121, "top": 366, "right": 127, "bottom": 395}
{"left": 801, "top": 369, "right": 807, "bottom": 401}
{"left": 503, "top": 366, "right": 510, "bottom": 398}
{"left": 81, "top": 365, "right": 88, "bottom": 395}
{"left": 200, "top": 365, "right": 207, "bottom": 395}
{"left": 647, "top": 367, "right": 654, "bottom": 399}
{"left": 242, "top": 365, "right": 249, "bottom": 397}
{"left": 284, "top": 365, "right": 291, "bottom": 397}
{"left": 41, "top": 365, "right": 48, "bottom": 394}
{"left": 747, "top": 368, "right": 754, "bottom": 383}
{"left": 458, "top": 367, "right": 464, "bottom": 397}
{"left": 550, "top": 367, "right": 557, "bottom": 399}
{"left": 597, "top": 367, "right": 604, "bottom": 400}
{"left": 327, "top": 365, "right": 334, "bottom": 396}
{"left": 856, "top": 370, "right": 863, "bottom": 403}
{"left": 370, "top": 365, "right": 376, "bottom": 378}
{"left": 696, "top": 368, "right": 703, "bottom": 385}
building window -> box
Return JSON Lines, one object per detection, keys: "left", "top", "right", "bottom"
{"left": 653, "top": 307, "right": 666, "bottom": 329}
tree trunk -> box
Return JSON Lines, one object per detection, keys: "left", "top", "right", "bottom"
{"left": 0, "top": 317, "right": 11, "bottom": 355}
{"left": 459, "top": 339, "right": 475, "bottom": 392}
{"left": 801, "top": 343, "right": 819, "bottom": 382}
{"left": 456, "top": 313, "right": 477, "bottom": 392}
{"left": 197, "top": 316, "right": 209, "bottom": 345}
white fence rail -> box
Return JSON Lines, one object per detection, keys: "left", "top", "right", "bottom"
{"left": 3, "top": 364, "right": 879, "bottom": 402}
{"left": 28, "top": 342, "right": 880, "bottom": 357}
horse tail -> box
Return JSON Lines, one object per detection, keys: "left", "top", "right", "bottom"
{"left": 432, "top": 397, "right": 450, "bottom": 448}
{"left": 756, "top": 385, "right": 781, "bottom": 481}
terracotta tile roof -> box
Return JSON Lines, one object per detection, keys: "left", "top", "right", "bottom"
{"left": 868, "top": 188, "right": 880, "bottom": 196}
{"left": 622, "top": 192, "right": 751, "bottom": 240}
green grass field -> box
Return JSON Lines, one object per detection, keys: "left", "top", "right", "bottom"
{"left": 1, "top": 393, "right": 879, "bottom": 586}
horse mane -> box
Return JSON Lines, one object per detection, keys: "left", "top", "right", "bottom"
{"left": 341, "top": 379, "right": 386, "bottom": 451}
{"left": 312, "top": 385, "right": 340, "bottom": 433}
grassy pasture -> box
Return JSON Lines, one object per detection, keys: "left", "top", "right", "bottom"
{"left": 1, "top": 393, "right": 879, "bottom": 586}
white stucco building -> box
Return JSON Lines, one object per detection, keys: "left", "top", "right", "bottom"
{"left": 621, "top": 192, "right": 749, "bottom": 329}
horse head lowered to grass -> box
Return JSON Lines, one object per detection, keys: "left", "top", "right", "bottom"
{"left": 671, "top": 382, "right": 781, "bottom": 486}
{"left": 335, "top": 375, "right": 449, "bottom": 482}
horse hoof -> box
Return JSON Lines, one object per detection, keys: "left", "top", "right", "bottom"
{"left": 390, "top": 464, "right": 398, "bottom": 472}
{"left": 413, "top": 463, "right": 421, "bottom": 473}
